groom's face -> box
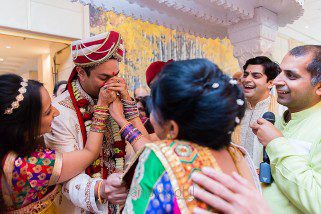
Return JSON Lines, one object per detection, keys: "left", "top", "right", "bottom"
{"left": 81, "top": 59, "right": 120, "bottom": 98}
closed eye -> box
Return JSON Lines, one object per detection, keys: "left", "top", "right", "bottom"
{"left": 45, "top": 105, "right": 52, "bottom": 116}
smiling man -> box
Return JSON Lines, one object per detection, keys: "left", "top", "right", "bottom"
{"left": 232, "top": 56, "right": 281, "bottom": 169}
{"left": 251, "top": 45, "right": 321, "bottom": 213}
{"left": 184, "top": 46, "right": 321, "bottom": 213}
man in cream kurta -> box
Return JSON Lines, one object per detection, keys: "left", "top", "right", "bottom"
{"left": 232, "top": 56, "right": 283, "bottom": 169}
{"left": 45, "top": 31, "right": 135, "bottom": 213}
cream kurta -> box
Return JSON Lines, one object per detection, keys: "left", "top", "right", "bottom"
{"left": 232, "top": 95, "right": 284, "bottom": 169}
{"left": 44, "top": 83, "right": 135, "bottom": 214}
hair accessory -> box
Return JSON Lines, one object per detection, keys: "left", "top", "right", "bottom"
{"left": 235, "top": 117, "right": 240, "bottom": 124}
{"left": 236, "top": 99, "right": 244, "bottom": 106}
{"left": 229, "top": 79, "right": 238, "bottom": 85}
{"left": 4, "top": 79, "right": 28, "bottom": 115}
{"left": 212, "top": 83, "right": 220, "bottom": 89}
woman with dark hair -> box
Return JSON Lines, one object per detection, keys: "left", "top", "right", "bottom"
{"left": 0, "top": 74, "right": 115, "bottom": 213}
{"left": 109, "top": 59, "right": 260, "bottom": 213}
{"left": 136, "top": 96, "right": 154, "bottom": 134}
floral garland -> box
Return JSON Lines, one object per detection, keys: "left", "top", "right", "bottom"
{"left": 71, "top": 80, "right": 126, "bottom": 174}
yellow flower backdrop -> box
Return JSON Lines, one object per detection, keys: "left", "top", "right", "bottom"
{"left": 90, "top": 9, "right": 240, "bottom": 90}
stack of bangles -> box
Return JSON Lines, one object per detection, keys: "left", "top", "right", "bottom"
{"left": 97, "top": 180, "right": 107, "bottom": 204}
{"left": 90, "top": 106, "right": 109, "bottom": 133}
{"left": 120, "top": 122, "right": 143, "bottom": 145}
{"left": 121, "top": 99, "right": 139, "bottom": 120}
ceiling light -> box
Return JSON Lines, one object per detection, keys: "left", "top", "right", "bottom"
{"left": 305, "top": 26, "right": 309, "bottom": 29}
{"left": 0, "top": 58, "right": 4, "bottom": 62}
{"left": 5, "top": 46, "right": 11, "bottom": 49}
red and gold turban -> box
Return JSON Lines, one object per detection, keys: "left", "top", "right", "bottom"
{"left": 146, "top": 59, "right": 174, "bottom": 87}
{"left": 68, "top": 31, "right": 125, "bottom": 83}
{"left": 71, "top": 31, "right": 124, "bottom": 67}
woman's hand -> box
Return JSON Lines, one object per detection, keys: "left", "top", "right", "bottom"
{"left": 97, "top": 86, "right": 117, "bottom": 107}
{"left": 105, "top": 77, "right": 131, "bottom": 101}
{"left": 190, "top": 167, "right": 271, "bottom": 214}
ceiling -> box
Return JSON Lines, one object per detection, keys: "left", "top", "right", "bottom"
{"left": 72, "top": 0, "right": 303, "bottom": 39}
{"left": 1, "top": 0, "right": 318, "bottom": 77}
{"left": 279, "top": 0, "right": 321, "bottom": 44}
{"left": 0, "top": 34, "right": 67, "bottom": 75}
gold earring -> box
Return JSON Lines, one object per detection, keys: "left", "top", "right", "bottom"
{"left": 166, "top": 133, "right": 173, "bottom": 140}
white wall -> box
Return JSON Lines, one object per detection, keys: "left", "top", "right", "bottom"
{"left": 272, "top": 34, "right": 290, "bottom": 64}
{"left": 38, "top": 53, "right": 54, "bottom": 96}
{"left": 56, "top": 47, "right": 74, "bottom": 81}
{"left": 0, "top": 0, "right": 89, "bottom": 40}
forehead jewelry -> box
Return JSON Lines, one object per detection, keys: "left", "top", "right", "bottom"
{"left": 4, "top": 79, "right": 28, "bottom": 115}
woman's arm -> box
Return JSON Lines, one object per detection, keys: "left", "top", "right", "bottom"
{"left": 57, "top": 87, "right": 116, "bottom": 183}
{"left": 109, "top": 98, "right": 152, "bottom": 152}
{"left": 105, "top": 77, "right": 151, "bottom": 138}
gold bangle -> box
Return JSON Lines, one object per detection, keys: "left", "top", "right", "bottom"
{"left": 92, "top": 122, "right": 107, "bottom": 127}
{"left": 97, "top": 180, "right": 104, "bottom": 204}
{"left": 95, "top": 105, "right": 109, "bottom": 111}
{"left": 93, "top": 112, "right": 109, "bottom": 119}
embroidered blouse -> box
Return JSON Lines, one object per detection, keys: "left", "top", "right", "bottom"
{"left": 2, "top": 148, "right": 62, "bottom": 210}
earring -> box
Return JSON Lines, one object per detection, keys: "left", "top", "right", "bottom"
{"left": 166, "top": 133, "right": 173, "bottom": 140}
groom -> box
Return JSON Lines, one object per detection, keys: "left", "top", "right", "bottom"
{"left": 45, "top": 31, "right": 135, "bottom": 213}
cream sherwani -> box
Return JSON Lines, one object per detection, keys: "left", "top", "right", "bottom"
{"left": 44, "top": 82, "right": 135, "bottom": 213}
{"left": 232, "top": 95, "right": 285, "bottom": 169}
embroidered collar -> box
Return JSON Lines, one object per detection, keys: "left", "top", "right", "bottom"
{"left": 75, "top": 79, "right": 96, "bottom": 106}
{"left": 246, "top": 95, "right": 271, "bottom": 110}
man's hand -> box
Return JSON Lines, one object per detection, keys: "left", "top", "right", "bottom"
{"left": 109, "top": 97, "right": 128, "bottom": 127}
{"left": 105, "top": 77, "right": 131, "bottom": 101}
{"left": 190, "top": 167, "right": 271, "bottom": 214}
{"left": 109, "top": 97, "right": 124, "bottom": 120}
{"left": 250, "top": 118, "right": 283, "bottom": 147}
{"left": 97, "top": 86, "right": 117, "bottom": 107}
{"left": 100, "top": 173, "right": 128, "bottom": 205}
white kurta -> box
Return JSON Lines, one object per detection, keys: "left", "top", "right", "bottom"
{"left": 44, "top": 85, "right": 135, "bottom": 213}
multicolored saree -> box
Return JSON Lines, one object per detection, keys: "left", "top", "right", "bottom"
{"left": 122, "top": 140, "right": 259, "bottom": 213}
{"left": 1, "top": 148, "right": 62, "bottom": 213}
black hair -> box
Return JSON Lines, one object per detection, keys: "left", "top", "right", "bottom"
{"left": 53, "top": 80, "right": 67, "bottom": 96}
{"left": 243, "top": 56, "right": 281, "bottom": 82}
{"left": 151, "top": 59, "right": 245, "bottom": 150}
{"left": 289, "top": 45, "right": 321, "bottom": 86}
{"left": 81, "top": 65, "right": 96, "bottom": 76}
{"left": 136, "top": 96, "right": 151, "bottom": 117}
{"left": 0, "top": 74, "right": 43, "bottom": 209}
